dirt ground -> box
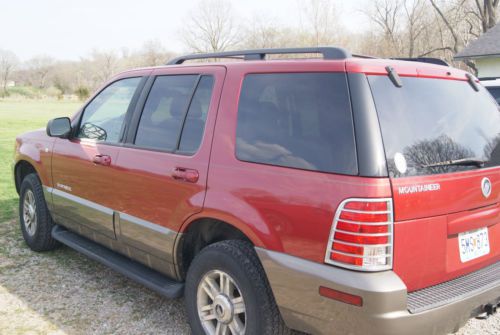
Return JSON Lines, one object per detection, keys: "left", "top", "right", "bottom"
{"left": 0, "top": 218, "right": 498, "bottom": 335}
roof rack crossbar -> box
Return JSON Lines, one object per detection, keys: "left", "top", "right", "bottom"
{"left": 167, "top": 47, "right": 352, "bottom": 65}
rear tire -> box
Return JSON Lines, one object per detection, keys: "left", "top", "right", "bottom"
{"left": 19, "top": 173, "right": 59, "bottom": 252}
{"left": 185, "top": 240, "right": 289, "bottom": 335}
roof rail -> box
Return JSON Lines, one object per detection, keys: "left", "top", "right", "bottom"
{"left": 391, "top": 57, "right": 449, "bottom": 66}
{"left": 167, "top": 47, "right": 352, "bottom": 65}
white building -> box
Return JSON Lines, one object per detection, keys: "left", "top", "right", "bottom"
{"left": 455, "top": 23, "right": 500, "bottom": 79}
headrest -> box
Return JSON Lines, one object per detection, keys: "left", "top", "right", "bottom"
{"left": 170, "top": 98, "right": 187, "bottom": 118}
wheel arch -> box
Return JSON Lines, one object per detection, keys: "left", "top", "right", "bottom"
{"left": 174, "top": 213, "right": 277, "bottom": 280}
{"left": 14, "top": 159, "right": 39, "bottom": 194}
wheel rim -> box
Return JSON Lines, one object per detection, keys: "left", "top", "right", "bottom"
{"left": 197, "top": 270, "right": 246, "bottom": 335}
{"left": 23, "top": 190, "right": 37, "bottom": 236}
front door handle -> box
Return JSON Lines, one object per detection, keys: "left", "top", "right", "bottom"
{"left": 92, "top": 154, "right": 111, "bottom": 166}
{"left": 172, "top": 167, "right": 199, "bottom": 183}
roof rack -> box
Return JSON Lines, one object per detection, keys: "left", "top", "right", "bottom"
{"left": 167, "top": 47, "right": 352, "bottom": 65}
{"left": 391, "top": 57, "right": 449, "bottom": 66}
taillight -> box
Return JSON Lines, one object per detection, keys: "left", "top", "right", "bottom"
{"left": 324, "top": 198, "right": 393, "bottom": 271}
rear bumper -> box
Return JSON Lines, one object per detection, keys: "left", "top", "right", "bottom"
{"left": 256, "top": 248, "right": 500, "bottom": 335}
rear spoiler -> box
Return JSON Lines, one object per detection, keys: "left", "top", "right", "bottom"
{"left": 391, "top": 57, "right": 449, "bottom": 66}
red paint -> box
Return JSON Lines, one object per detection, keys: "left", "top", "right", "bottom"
{"left": 111, "top": 66, "right": 226, "bottom": 234}
{"left": 14, "top": 57, "right": 498, "bottom": 293}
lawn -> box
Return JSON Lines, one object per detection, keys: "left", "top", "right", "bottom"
{"left": 0, "top": 100, "right": 80, "bottom": 222}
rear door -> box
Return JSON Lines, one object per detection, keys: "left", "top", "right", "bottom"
{"left": 112, "top": 66, "right": 225, "bottom": 261}
{"left": 368, "top": 74, "right": 500, "bottom": 291}
{"left": 51, "top": 76, "right": 145, "bottom": 238}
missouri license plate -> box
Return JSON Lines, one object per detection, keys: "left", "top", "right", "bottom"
{"left": 458, "top": 228, "right": 490, "bottom": 262}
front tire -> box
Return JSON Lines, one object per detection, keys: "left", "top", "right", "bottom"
{"left": 19, "top": 173, "right": 59, "bottom": 251}
{"left": 185, "top": 240, "right": 289, "bottom": 335}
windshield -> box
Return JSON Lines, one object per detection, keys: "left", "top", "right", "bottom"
{"left": 368, "top": 75, "right": 500, "bottom": 177}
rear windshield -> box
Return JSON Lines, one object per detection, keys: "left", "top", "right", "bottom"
{"left": 236, "top": 73, "right": 357, "bottom": 175}
{"left": 369, "top": 75, "right": 500, "bottom": 177}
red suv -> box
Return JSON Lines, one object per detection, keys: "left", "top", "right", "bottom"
{"left": 13, "top": 47, "right": 500, "bottom": 335}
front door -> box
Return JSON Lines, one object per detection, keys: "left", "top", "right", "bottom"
{"left": 50, "top": 76, "right": 144, "bottom": 238}
{"left": 112, "top": 66, "right": 225, "bottom": 261}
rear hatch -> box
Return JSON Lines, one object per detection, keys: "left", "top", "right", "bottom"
{"left": 368, "top": 72, "right": 500, "bottom": 291}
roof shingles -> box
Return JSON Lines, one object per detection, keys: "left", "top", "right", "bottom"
{"left": 455, "top": 23, "right": 500, "bottom": 59}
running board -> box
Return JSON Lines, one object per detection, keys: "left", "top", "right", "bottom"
{"left": 51, "top": 225, "right": 184, "bottom": 298}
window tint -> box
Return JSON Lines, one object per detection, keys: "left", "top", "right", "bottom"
{"left": 369, "top": 76, "right": 500, "bottom": 177}
{"left": 486, "top": 87, "right": 500, "bottom": 104}
{"left": 135, "top": 75, "right": 198, "bottom": 151}
{"left": 236, "top": 73, "right": 357, "bottom": 175}
{"left": 179, "top": 76, "right": 214, "bottom": 153}
{"left": 77, "top": 77, "right": 141, "bottom": 143}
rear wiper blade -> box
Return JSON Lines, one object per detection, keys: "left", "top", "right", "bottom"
{"left": 422, "top": 158, "right": 485, "bottom": 168}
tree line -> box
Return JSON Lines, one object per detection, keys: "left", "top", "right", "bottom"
{"left": 0, "top": 0, "right": 498, "bottom": 99}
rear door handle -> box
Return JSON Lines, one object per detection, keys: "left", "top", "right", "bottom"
{"left": 172, "top": 167, "right": 199, "bottom": 183}
{"left": 92, "top": 154, "right": 112, "bottom": 166}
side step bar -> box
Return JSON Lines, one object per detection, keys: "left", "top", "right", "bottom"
{"left": 51, "top": 225, "right": 184, "bottom": 298}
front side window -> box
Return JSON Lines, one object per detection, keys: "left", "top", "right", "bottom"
{"left": 236, "top": 73, "right": 357, "bottom": 175}
{"left": 77, "top": 77, "right": 141, "bottom": 143}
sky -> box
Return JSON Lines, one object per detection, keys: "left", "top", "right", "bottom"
{"left": 0, "top": 0, "right": 370, "bottom": 61}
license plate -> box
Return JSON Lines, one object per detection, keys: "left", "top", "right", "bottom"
{"left": 458, "top": 228, "right": 490, "bottom": 262}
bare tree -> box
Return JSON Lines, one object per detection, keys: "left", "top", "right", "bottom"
{"left": 0, "top": 49, "right": 19, "bottom": 95}
{"left": 181, "top": 0, "right": 240, "bottom": 53}
{"left": 27, "top": 56, "right": 55, "bottom": 88}
{"left": 364, "top": 0, "right": 403, "bottom": 55}
{"left": 404, "top": 135, "right": 475, "bottom": 174}
{"left": 89, "top": 50, "right": 119, "bottom": 83}
{"left": 300, "top": 0, "right": 344, "bottom": 46}
{"left": 242, "top": 14, "right": 302, "bottom": 49}
{"left": 403, "top": 0, "right": 429, "bottom": 57}
{"left": 141, "top": 40, "right": 168, "bottom": 66}
{"left": 474, "top": 0, "right": 500, "bottom": 32}
{"left": 428, "top": 0, "right": 485, "bottom": 71}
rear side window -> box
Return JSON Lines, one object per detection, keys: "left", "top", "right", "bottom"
{"left": 179, "top": 76, "right": 214, "bottom": 153}
{"left": 135, "top": 75, "right": 213, "bottom": 153}
{"left": 236, "top": 73, "right": 357, "bottom": 175}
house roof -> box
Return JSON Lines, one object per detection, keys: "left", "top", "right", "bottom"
{"left": 455, "top": 23, "right": 500, "bottom": 60}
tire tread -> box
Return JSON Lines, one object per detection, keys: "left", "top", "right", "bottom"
{"left": 19, "top": 173, "right": 59, "bottom": 252}
{"left": 186, "top": 240, "right": 290, "bottom": 335}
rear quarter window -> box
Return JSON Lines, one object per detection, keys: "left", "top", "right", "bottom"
{"left": 236, "top": 72, "right": 357, "bottom": 175}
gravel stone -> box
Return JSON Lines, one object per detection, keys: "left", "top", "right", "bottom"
{"left": 0, "top": 219, "right": 498, "bottom": 334}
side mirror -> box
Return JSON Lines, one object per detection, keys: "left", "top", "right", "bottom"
{"left": 46, "top": 117, "right": 72, "bottom": 138}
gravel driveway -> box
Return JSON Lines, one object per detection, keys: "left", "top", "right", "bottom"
{"left": 0, "top": 218, "right": 498, "bottom": 335}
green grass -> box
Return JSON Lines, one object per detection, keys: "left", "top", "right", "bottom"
{"left": 0, "top": 100, "right": 81, "bottom": 222}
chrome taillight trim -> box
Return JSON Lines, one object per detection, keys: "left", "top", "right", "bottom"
{"left": 324, "top": 197, "right": 394, "bottom": 272}
{"left": 330, "top": 239, "right": 391, "bottom": 248}
{"left": 340, "top": 208, "right": 391, "bottom": 214}
{"left": 333, "top": 230, "right": 391, "bottom": 237}
{"left": 329, "top": 250, "right": 392, "bottom": 259}
{"left": 335, "top": 218, "right": 392, "bottom": 225}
